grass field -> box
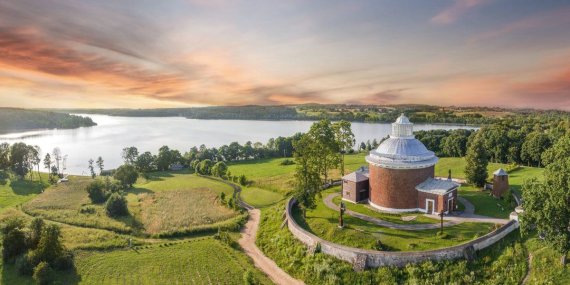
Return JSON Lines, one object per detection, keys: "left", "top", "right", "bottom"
{"left": 0, "top": 171, "right": 48, "bottom": 213}
{"left": 22, "top": 173, "right": 240, "bottom": 235}
{"left": 240, "top": 187, "right": 284, "bottom": 208}
{"left": 296, "top": 189, "right": 494, "bottom": 251}
{"left": 459, "top": 185, "right": 513, "bottom": 218}
{"left": 435, "top": 157, "right": 509, "bottom": 179}
{"left": 1, "top": 237, "right": 271, "bottom": 285}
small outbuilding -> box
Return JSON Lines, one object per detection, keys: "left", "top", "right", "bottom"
{"left": 492, "top": 168, "right": 509, "bottom": 198}
{"left": 342, "top": 167, "right": 369, "bottom": 203}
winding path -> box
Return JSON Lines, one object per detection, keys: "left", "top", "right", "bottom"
{"left": 324, "top": 193, "right": 510, "bottom": 230}
{"left": 238, "top": 209, "right": 304, "bottom": 285}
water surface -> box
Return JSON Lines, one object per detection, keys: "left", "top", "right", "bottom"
{"left": 0, "top": 114, "right": 475, "bottom": 175}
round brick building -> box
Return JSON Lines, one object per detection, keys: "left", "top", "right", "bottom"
{"left": 342, "top": 114, "right": 459, "bottom": 214}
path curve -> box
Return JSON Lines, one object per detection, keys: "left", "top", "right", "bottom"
{"left": 238, "top": 209, "right": 304, "bottom": 285}
{"left": 324, "top": 193, "right": 460, "bottom": 230}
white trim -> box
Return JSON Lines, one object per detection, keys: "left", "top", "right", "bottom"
{"left": 416, "top": 187, "right": 458, "bottom": 196}
{"left": 368, "top": 199, "right": 422, "bottom": 213}
{"left": 342, "top": 197, "right": 359, "bottom": 204}
{"left": 425, "top": 199, "right": 435, "bottom": 215}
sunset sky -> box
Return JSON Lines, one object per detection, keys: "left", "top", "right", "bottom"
{"left": 1, "top": 0, "right": 570, "bottom": 110}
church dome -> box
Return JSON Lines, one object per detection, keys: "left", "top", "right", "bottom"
{"left": 366, "top": 114, "right": 438, "bottom": 169}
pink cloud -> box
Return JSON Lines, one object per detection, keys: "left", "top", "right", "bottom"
{"left": 431, "top": 0, "right": 487, "bottom": 25}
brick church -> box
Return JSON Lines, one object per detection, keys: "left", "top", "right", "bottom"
{"left": 342, "top": 114, "right": 459, "bottom": 214}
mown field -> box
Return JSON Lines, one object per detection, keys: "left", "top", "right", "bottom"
{"left": 22, "top": 173, "right": 241, "bottom": 236}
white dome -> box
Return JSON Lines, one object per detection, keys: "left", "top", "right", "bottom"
{"left": 366, "top": 114, "right": 438, "bottom": 169}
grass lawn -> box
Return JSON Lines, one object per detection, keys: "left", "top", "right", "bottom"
{"left": 435, "top": 157, "right": 509, "bottom": 179}
{"left": 296, "top": 192, "right": 494, "bottom": 251}
{"left": 328, "top": 190, "right": 439, "bottom": 225}
{"left": 459, "top": 185, "right": 513, "bottom": 218}
{"left": 22, "top": 173, "right": 240, "bottom": 235}
{"left": 240, "top": 187, "right": 284, "bottom": 208}
{"left": 1, "top": 237, "right": 271, "bottom": 285}
{"left": 0, "top": 171, "right": 49, "bottom": 213}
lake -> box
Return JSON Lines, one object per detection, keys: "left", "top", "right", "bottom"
{"left": 0, "top": 114, "right": 476, "bottom": 175}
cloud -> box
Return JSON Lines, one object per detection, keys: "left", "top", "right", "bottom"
{"left": 469, "top": 6, "right": 570, "bottom": 43}
{"left": 431, "top": 0, "right": 487, "bottom": 25}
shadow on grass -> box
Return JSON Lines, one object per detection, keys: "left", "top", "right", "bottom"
{"left": 9, "top": 178, "right": 46, "bottom": 196}
{"left": 128, "top": 187, "right": 154, "bottom": 195}
{"left": 1, "top": 260, "right": 81, "bottom": 285}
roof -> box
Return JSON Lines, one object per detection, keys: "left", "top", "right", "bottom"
{"left": 342, "top": 167, "right": 369, "bottom": 182}
{"left": 366, "top": 115, "right": 438, "bottom": 169}
{"left": 415, "top": 178, "right": 459, "bottom": 195}
{"left": 494, "top": 168, "right": 508, "bottom": 176}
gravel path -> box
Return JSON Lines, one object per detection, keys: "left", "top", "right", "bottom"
{"left": 238, "top": 209, "right": 304, "bottom": 285}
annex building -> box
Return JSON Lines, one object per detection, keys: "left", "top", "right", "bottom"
{"left": 342, "top": 114, "right": 459, "bottom": 214}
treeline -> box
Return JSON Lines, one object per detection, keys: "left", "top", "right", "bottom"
{"left": 0, "top": 108, "right": 96, "bottom": 133}
{"left": 0, "top": 142, "right": 69, "bottom": 184}
{"left": 47, "top": 104, "right": 562, "bottom": 125}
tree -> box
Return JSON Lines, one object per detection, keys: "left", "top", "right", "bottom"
{"left": 156, "top": 146, "right": 173, "bottom": 171}
{"left": 52, "top": 148, "right": 61, "bottom": 176}
{"left": 106, "top": 193, "right": 129, "bottom": 217}
{"left": 292, "top": 133, "right": 322, "bottom": 216}
{"left": 197, "top": 159, "right": 213, "bottom": 175}
{"left": 28, "top": 218, "right": 45, "bottom": 250}
{"left": 541, "top": 134, "right": 570, "bottom": 166}
{"left": 27, "top": 145, "right": 41, "bottom": 181}
{"left": 86, "top": 180, "right": 107, "bottom": 203}
{"left": 521, "top": 131, "right": 551, "bottom": 167}
{"left": 43, "top": 153, "right": 52, "bottom": 181}
{"left": 211, "top": 161, "right": 228, "bottom": 178}
{"left": 33, "top": 261, "right": 54, "bottom": 285}
{"left": 306, "top": 119, "right": 340, "bottom": 183}
{"left": 1, "top": 217, "right": 27, "bottom": 261}
{"left": 238, "top": 174, "right": 247, "bottom": 186}
{"left": 88, "top": 158, "right": 96, "bottom": 178}
{"left": 333, "top": 120, "right": 355, "bottom": 177}
{"left": 521, "top": 158, "right": 570, "bottom": 265}
{"left": 10, "top": 142, "right": 31, "bottom": 178}
{"left": 114, "top": 164, "right": 138, "bottom": 188}
{"left": 0, "top": 142, "right": 9, "bottom": 170}
{"left": 464, "top": 133, "right": 489, "bottom": 187}
{"left": 121, "top": 146, "right": 139, "bottom": 165}
{"left": 96, "top": 156, "right": 104, "bottom": 175}
{"left": 135, "top": 151, "right": 156, "bottom": 173}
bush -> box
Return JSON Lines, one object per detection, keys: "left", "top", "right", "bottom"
{"left": 238, "top": 175, "right": 248, "bottom": 186}
{"left": 33, "top": 261, "right": 54, "bottom": 285}
{"left": 114, "top": 164, "right": 138, "bottom": 188}
{"left": 15, "top": 253, "right": 34, "bottom": 276}
{"left": 214, "top": 228, "right": 236, "bottom": 248}
{"left": 279, "top": 159, "right": 295, "bottom": 166}
{"left": 86, "top": 180, "right": 107, "bottom": 203}
{"left": 79, "top": 206, "right": 97, "bottom": 214}
{"left": 105, "top": 193, "right": 129, "bottom": 217}
{"left": 52, "top": 250, "right": 74, "bottom": 271}
{"left": 1, "top": 218, "right": 27, "bottom": 261}
{"left": 243, "top": 270, "right": 255, "bottom": 285}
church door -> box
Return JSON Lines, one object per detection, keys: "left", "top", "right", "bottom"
{"left": 426, "top": 199, "right": 434, "bottom": 214}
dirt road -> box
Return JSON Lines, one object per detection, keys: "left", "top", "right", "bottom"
{"left": 238, "top": 209, "right": 304, "bottom": 285}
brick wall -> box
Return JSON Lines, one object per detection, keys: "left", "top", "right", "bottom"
{"left": 369, "top": 165, "right": 434, "bottom": 210}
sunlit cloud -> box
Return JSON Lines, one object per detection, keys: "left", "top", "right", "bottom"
{"left": 431, "top": 0, "right": 488, "bottom": 25}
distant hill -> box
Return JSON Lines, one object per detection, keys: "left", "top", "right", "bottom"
{"left": 0, "top": 108, "right": 96, "bottom": 134}
{"left": 47, "top": 104, "right": 552, "bottom": 125}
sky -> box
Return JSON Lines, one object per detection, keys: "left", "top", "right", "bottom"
{"left": 1, "top": 0, "right": 570, "bottom": 110}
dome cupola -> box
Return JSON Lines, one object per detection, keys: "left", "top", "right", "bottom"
{"left": 365, "top": 114, "right": 438, "bottom": 169}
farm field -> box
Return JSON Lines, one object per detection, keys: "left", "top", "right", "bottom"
{"left": 295, "top": 189, "right": 494, "bottom": 251}
{"left": 22, "top": 173, "right": 241, "bottom": 236}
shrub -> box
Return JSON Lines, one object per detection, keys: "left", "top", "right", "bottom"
{"left": 211, "top": 161, "right": 228, "bottom": 178}
{"left": 220, "top": 192, "right": 226, "bottom": 204}
{"left": 214, "top": 228, "right": 236, "bottom": 248}
{"left": 33, "top": 261, "right": 54, "bottom": 285}
{"left": 105, "top": 193, "right": 129, "bottom": 217}
{"left": 15, "top": 253, "right": 34, "bottom": 276}
{"left": 239, "top": 175, "right": 248, "bottom": 186}
{"left": 114, "top": 164, "right": 138, "bottom": 188}
{"left": 279, "top": 159, "right": 295, "bottom": 166}
{"left": 53, "top": 250, "right": 74, "bottom": 271}
{"left": 28, "top": 218, "right": 44, "bottom": 250}
{"left": 79, "top": 206, "right": 97, "bottom": 214}
{"left": 1, "top": 218, "right": 27, "bottom": 261}
{"left": 86, "top": 180, "right": 107, "bottom": 204}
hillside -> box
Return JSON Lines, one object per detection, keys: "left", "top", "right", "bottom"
{"left": 0, "top": 108, "right": 96, "bottom": 133}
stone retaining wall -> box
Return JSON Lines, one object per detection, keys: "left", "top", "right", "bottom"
{"left": 286, "top": 198, "right": 519, "bottom": 269}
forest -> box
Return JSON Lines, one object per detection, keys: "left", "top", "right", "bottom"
{"left": 0, "top": 108, "right": 96, "bottom": 133}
